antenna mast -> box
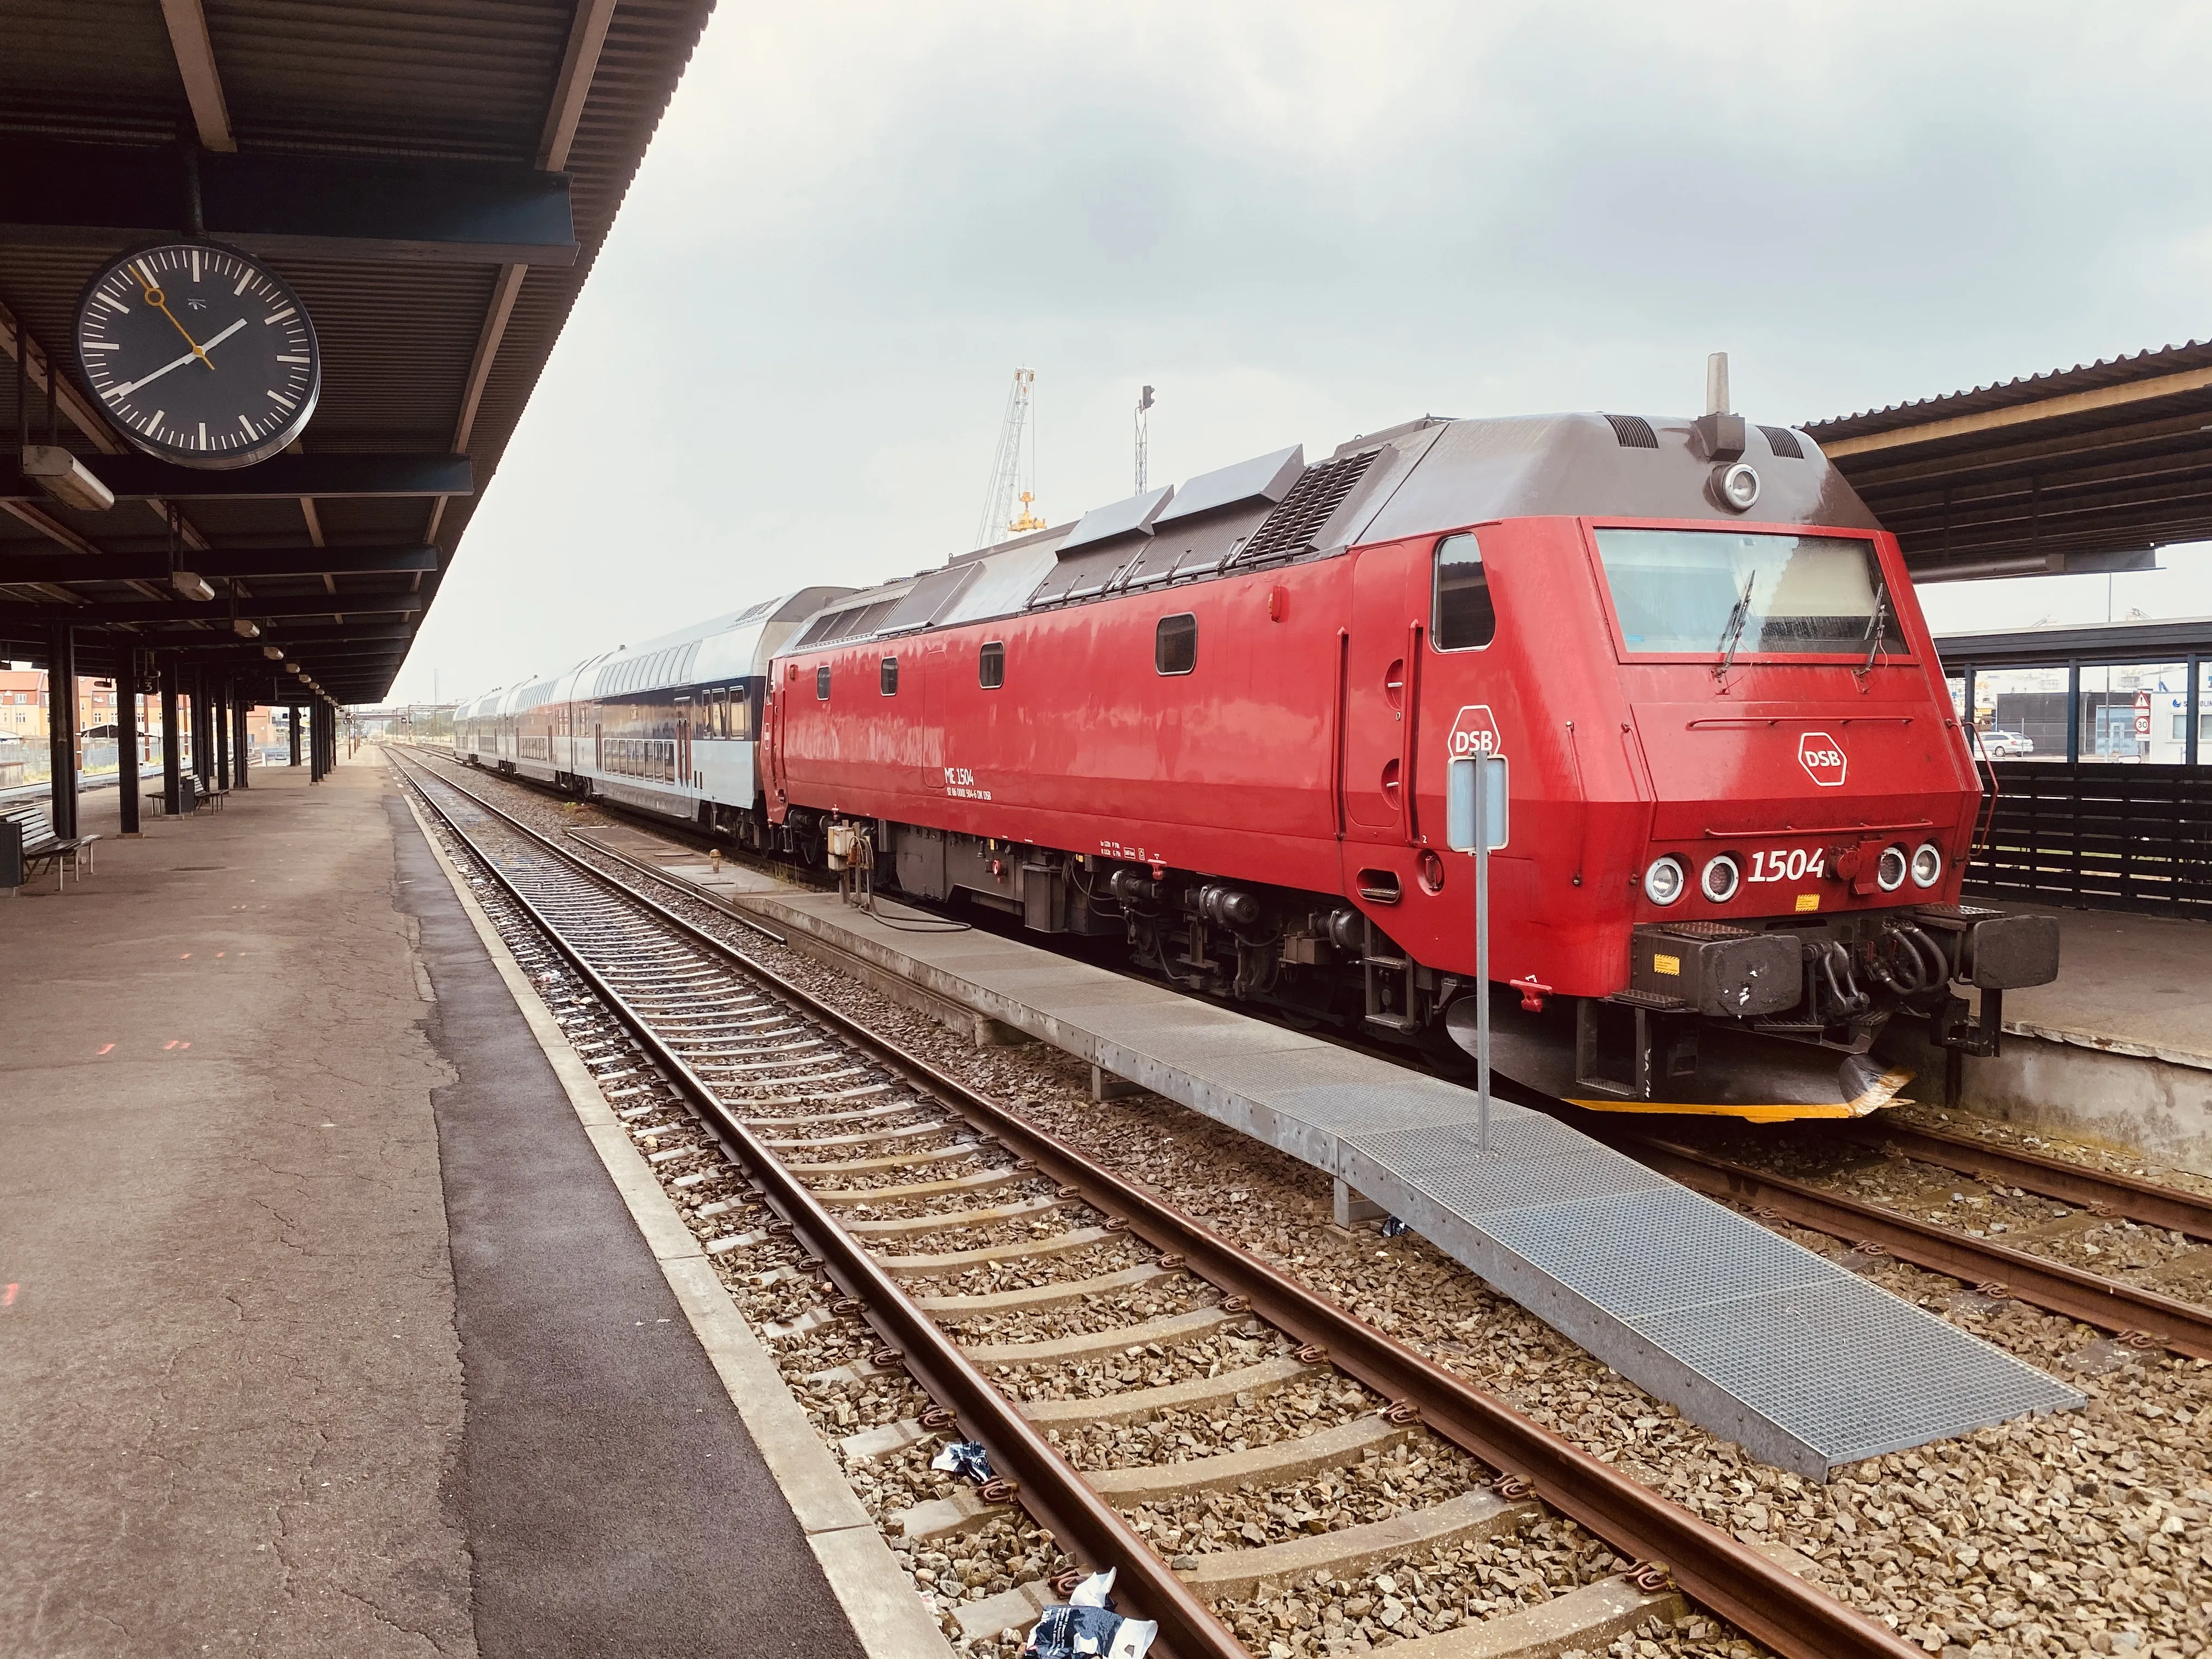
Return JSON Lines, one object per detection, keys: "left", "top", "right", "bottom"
{"left": 1133, "top": 383, "right": 1154, "bottom": 493}
{"left": 975, "top": 367, "right": 1044, "bottom": 547}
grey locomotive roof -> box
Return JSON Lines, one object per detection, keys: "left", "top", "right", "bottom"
{"left": 780, "top": 410, "right": 1882, "bottom": 651}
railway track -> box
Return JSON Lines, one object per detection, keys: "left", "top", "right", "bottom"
{"left": 400, "top": 750, "right": 2212, "bottom": 1367}
{"left": 1608, "top": 1135, "right": 2212, "bottom": 1363}
{"left": 390, "top": 749, "right": 1921, "bottom": 1659}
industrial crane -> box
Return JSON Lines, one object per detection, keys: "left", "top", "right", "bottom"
{"left": 974, "top": 367, "right": 1045, "bottom": 548}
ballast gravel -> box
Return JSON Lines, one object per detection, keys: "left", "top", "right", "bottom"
{"left": 414, "top": 754, "right": 2212, "bottom": 1658}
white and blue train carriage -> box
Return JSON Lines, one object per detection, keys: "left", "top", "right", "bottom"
{"left": 456, "top": 587, "right": 851, "bottom": 832}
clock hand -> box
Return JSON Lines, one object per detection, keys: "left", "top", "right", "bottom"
{"left": 194, "top": 317, "right": 249, "bottom": 358}
{"left": 108, "top": 318, "right": 249, "bottom": 399}
{"left": 130, "top": 270, "right": 211, "bottom": 364}
{"left": 111, "top": 346, "right": 206, "bottom": 399}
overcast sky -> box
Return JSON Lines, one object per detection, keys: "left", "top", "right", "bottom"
{"left": 386, "top": 2, "right": 2212, "bottom": 704}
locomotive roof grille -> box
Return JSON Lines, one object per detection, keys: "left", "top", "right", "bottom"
{"left": 1758, "top": 424, "right": 1806, "bottom": 459}
{"left": 1602, "top": 414, "right": 1660, "bottom": 449}
{"left": 1237, "top": 448, "right": 1382, "bottom": 563}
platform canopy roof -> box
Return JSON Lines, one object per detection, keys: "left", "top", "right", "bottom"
{"left": 1806, "top": 339, "right": 2212, "bottom": 584}
{"left": 0, "top": 0, "right": 713, "bottom": 705}
{"left": 1934, "top": 614, "right": 2212, "bottom": 672}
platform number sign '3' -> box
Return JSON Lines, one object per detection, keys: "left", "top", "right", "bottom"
{"left": 1798, "top": 730, "right": 1848, "bottom": 788}
{"left": 1449, "top": 705, "right": 1503, "bottom": 758}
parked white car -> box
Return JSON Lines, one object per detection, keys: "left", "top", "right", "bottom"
{"left": 1979, "top": 730, "right": 2035, "bottom": 758}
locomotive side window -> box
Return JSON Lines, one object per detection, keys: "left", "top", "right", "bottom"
{"left": 1155, "top": 613, "right": 1198, "bottom": 675}
{"left": 979, "top": 641, "right": 1005, "bottom": 689}
{"left": 815, "top": 665, "right": 831, "bottom": 700}
{"left": 1433, "top": 534, "right": 1496, "bottom": 650}
{"left": 880, "top": 656, "right": 899, "bottom": 696}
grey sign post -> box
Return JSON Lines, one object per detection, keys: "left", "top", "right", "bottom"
{"left": 1446, "top": 752, "right": 1509, "bottom": 1151}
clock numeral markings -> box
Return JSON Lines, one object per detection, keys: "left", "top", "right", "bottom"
{"left": 234, "top": 269, "right": 256, "bottom": 296}
{"left": 268, "top": 390, "right": 296, "bottom": 410}
{"left": 276, "top": 355, "right": 309, "bottom": 364}
{"left": 264, "top": 308, "right": 296, "bottom": 325}
{"left": 198, "top": 422, "right": 207, "bottom": 450}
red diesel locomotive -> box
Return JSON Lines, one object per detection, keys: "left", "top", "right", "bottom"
{"left": 758, "top": 410, "right": 2058, "bottom": 1118}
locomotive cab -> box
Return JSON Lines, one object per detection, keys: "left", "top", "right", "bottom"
{"left": 1397, "top": 431, "right": 2060, "bottom": 1114}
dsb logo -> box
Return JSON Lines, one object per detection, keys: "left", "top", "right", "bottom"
{"left": 1448, "top": 704, "right": 1503, "bottom": 758}
{"left": 1798, "top": 731, "right": 1847, "bottom": 787}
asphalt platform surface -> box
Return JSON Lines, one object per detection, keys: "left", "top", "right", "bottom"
{"left": 0, "top": 756, "right": 867, "bottom": 1658}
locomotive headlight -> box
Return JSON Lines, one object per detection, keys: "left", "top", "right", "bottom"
{"left": 1876, "top": 844, "right": 1910, "bottom": 891}
{"left": 1700, "top": 854, "right": 1741, "bottom": 902}
{"left": 1713, "top": 462, "right": 1762, "bottom": 512}
{"left": 1644, "top": 855, "right": 1687, "bottom": 905}
{"left": 1910, "top": 842, "right": 1945, "bottom": 888}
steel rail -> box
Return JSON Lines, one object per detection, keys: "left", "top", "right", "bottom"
{"left": 1841, "top": 1118, "right": 2212, "bottom": 1243}
{"left": 397, "top": 759, "right": 1246, "bottom": 1659}
{"left": 563, "top": 827, "right": 790, "bottom": 946}
{"left": 1622, "top": 1136, "right": 2212, "bottom": 1361}
{"left": 391, "top": 751, "right": 1922, "bottom": 1659}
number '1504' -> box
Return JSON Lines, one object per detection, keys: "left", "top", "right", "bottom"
{"left": 1748, "top": 848, "right": 1826, "bottom": 883}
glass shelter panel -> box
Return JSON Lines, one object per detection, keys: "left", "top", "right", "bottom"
{"left": 2079, "top": 663, "right": 2189, "bottom": 764}
{"left": 1973, "top": 667, "right": 2064, "bottom": 760}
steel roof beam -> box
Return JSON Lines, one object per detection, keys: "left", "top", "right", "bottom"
{"left": 1, "top": 454, "right": 471, "bottom": 503}
{"left": 0, "top": 141, "right": 578, "bottom": 267}
{"left": 157, "top": 0, "right": 236, "bottom": 154}
{"left": 0, "top": 545, "right": 438, "bottom": 585}
{"left": 0, "top": 593, "right": 422, "bottom": 625}
{"left": 1822, "top": 363, "right": 2212, "bottom": 459}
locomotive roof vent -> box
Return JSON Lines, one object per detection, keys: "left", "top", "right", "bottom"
{"left": 1058, "top": 483, "right": 1174, "bottom": 555}
{"left": 1758, "top": 424, "right": 1805, "bottom": 459}
{"left": 1601, "top": 413, "right": 1659, "bottom": 449}
{"left": 1238, "top": 446, "right": 1384, "bottom": 565}
{"left": 1154, "top": 444, "right": 1304, "bottom": 527}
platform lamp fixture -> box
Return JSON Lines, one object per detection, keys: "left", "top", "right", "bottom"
{"left": 14, "top": 324, "right": 115, "bottom": 512}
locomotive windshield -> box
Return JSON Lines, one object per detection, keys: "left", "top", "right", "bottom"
{"left": 1593, "top": 529, "right": 1908, "bottom": 658}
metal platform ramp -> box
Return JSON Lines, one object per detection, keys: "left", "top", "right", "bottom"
{"left": 738, "top": 888, "right": 2084, "bottom": 1477}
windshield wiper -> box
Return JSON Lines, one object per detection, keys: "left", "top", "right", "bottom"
{"left": 1857, "top": 585, "right": 1891, "bottom": 685}
{"left": 1713, "top": 572, "right": 1756, "bottom": 682}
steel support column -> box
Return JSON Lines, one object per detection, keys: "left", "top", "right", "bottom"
{"left": 2066, "top": 661, "right": 2082, "bottom": 764}
{"left": 191, "top": 667, "right": 211, "bottom": 786}
{"left": 1960, "top": 664, "right": 1976, "bottom": 737}
{"left": 44, "top": 620, "right": 77, "bottom": 840}
{"left": 214, "top": 677, "right": 231, "bottom": 792}
{"left": 117, "top": 649, "right": 140, "bottom": 836}
{"left": 289, "top": 704, "right": 301, "bottom": 766}
{"left": 161, "top": 657, "right": 181, "bottom": 814}
{"left": 2188, "top": 654, "right": 2202, "bottom": 769}
{"left": 232, "top": 691, "right": 249, "bottom": 789}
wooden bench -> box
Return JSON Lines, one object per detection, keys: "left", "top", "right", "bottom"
{"left": 2, "top": 804, "right": 98, "bottom": 894}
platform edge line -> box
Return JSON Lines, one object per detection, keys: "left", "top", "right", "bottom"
{"left": 399, "top": 787, "right": 961, "bottom": 1659}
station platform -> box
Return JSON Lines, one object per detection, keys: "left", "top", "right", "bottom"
{"left": 0, "top": 757, "right": 911, "bottom": 1657}
{"left": 1888, "top": 901, "right": 2212, "bottom": 1177}
{"left": 590, "top": 835, "right": 2083, "bottom": 1480}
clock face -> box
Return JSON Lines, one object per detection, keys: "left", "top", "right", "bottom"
{"left": 74, "top": 241, "right": 321, "bottom": 470}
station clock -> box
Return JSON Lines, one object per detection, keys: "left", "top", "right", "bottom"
{"left": 73, "top": 241, "right": 321, "bottom": 469}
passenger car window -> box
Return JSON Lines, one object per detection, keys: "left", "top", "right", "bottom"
{"left": 1434, "top": 534, "right": 1496, "bottom": 651}
{"left": 1155, "top": 613, "right": 1197, "bottom": 675}
{"left": 880, "top": 656, "right": 899, "bottom": 696}
{"left": 979, "top": 641, "right": 1005, "bottom": 689}
{"left": 815, "top": 665, "right": 831, "bottom": 700}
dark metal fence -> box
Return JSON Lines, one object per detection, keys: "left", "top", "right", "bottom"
{"left": 1963, "top": 760, "right": 2212, "bottom": 918}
